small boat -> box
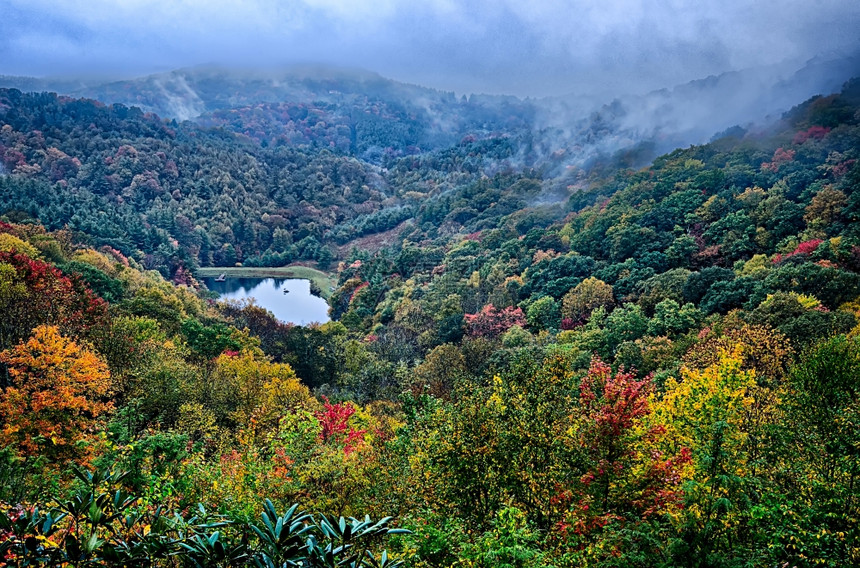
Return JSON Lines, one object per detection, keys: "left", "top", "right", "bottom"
{"left": 215, "top": 273, "right": 227, "bottom": 282}
{"left": 283, "top": 288, "right": 290, "bottom": 294}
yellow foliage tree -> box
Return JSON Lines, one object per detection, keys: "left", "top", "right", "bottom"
{"left": 653, "top": 349, "right": 756, "bottom": 471}
{"left": 208, "top": 351, "right": 315, "bottom": 439}
{"left": 650, "top": 346, "right": 781, "bottom": 559}
{"left": 410, "top": 343, "right": 468, "bottom": 399}
{"left": 561, "top": 277, "right": 614, "bottom": 322}
{"left": 683, "top": 324, "right": 793, "bottom": 386}
{"left": 804, "top": 186, "right": 847, "bottom": 231}
{"left": 0, "top": 233, "right": 40, "bottom": 258}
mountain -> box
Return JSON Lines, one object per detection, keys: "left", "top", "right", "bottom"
{"left": 79, "top": 65, "right": 446, "bottom": 119}
{"left": 531, "top": 52, "right": 860, "bottom": 171}
{"left": 0, "top": 75, "right": 96, "bottom": 96}
{"left": 2, "top": 53, "right": 858, "bottom": 172}
{"left": 2, "top": 57, "right": 860, "bottom": 568}
{"left": 77, "top": 65, "right": 537, "bottom": 160}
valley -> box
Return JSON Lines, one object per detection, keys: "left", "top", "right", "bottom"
{"left": 0, "top": 46, "right": 859, "bottom": 567}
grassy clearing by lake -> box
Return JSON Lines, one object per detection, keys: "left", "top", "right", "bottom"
{"left": 197, "top": 265, "right": 336, "bottom": 298}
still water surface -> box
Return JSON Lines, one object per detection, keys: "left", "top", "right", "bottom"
{"left": 203, "top": 277, "right": 330, "bottom": 325}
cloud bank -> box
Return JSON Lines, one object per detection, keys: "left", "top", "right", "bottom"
{"left": 2, "top": 0, "right": 860, "bottom": 96}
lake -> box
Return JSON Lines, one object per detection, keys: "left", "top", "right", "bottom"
{"left": 203, "top": 277, "right": 330, "bottom": 325}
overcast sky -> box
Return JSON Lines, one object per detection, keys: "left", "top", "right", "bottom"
{"left": 2, "top": 0, "right": 860, "bottom": 97}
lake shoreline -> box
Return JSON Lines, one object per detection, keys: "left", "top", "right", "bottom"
{"left": 202, "top": 276, "right": 331, "bottom": 326}
{"left": 197, "top": 265, "right": 335, "bottom": 299}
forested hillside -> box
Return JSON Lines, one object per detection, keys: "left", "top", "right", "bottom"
{"left": 0, "top": 86, "right": 547, "bottom": 279}
{"left": 0, "top": 73, "right": 859, "bottom": 567}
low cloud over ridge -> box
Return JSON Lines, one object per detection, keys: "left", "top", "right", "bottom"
{"left": 2, "top": 0, "right": 860, "bottom": 97}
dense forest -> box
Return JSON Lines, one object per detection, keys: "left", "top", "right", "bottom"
{"left": 0, "top": 83, "right": 551, "bottom": 278}
{"left": 0, "top": 71, "right": 858, "bottom": 567}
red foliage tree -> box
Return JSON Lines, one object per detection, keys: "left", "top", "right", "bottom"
{"left": 761, "top": 148, "right": 796, "bottom": 172}
{"left": 315, "top": 396, "right": 366, "bottom": 454}
{"left": 464, "top": 304, "right": 526, "bottom": 338}
{"left": 792, "top": 125, "right": 830, "bottom": 145}
{"left": 0, "top": 251, "right": 109, "bottom": 352}
{"left": 773, "top": 239, "right": 822, "bottom": 264}
{"left": 558, "top": 358, "right": 690, "bottom": 539}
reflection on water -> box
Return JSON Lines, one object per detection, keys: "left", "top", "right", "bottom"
{"left": 203, "top": 277, "right": 330, "bottom": 325}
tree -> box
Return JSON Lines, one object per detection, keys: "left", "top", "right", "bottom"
{"left": 578, "top": 359, "right": 678, "bottom": 508}
{"left": 604, "top": 303, "right": 648, "bottom": 351}
{"left": 525, "top": 296, "right": 561, "bottom": 331}
{"left": 651, "top": 347, "right": 769, "bottom": 566}
{"left": 637, "top": 268, "right": 691, "bottom": 314}
{"left": 647, "top": 299, "right": 702, "bottom": 337}
{"left": 748, "top": 291, "right": 856, "bottom": 348}
{"left": 0, "top": 251, "right": 109, "bottom": 354}
{"left": 410, "top": 343, "right": 468, "bottom": 399}
{"left": 561, "top": 277, "right": 614, "bottom": 323}
{"left": 206, "top": 350, "right": 313, "bottom": 436}
{"left": 682, "top": 267, "right": 734, "bottom": 305}
{"left": 683, "top": 324, "right": 793, "bottom": 386}
{"left": 464, "top": 305, "right": 526, "bottom": 339}
{"left": 768, "top": 335, "right": 860, "bottom": 566}
{"left": 0, "top": 325, "right": 111, "bottom": 464}
{"left": 554, "top": 358, "right": 690, "bottom": 564}
{"left": 804, "top": 186, "right": 847, "bottom": 233}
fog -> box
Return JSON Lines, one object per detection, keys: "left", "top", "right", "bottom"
{"left": 3, "top": 0, "right": 860, "bottom": 98}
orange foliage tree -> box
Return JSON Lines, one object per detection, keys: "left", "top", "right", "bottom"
{"left": 0, "top": 325, "right": 112, "bottom": 464}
